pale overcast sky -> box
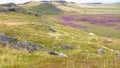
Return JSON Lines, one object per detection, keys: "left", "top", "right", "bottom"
{"left": 0, "top": 0, "right": 120, "bottom": 4}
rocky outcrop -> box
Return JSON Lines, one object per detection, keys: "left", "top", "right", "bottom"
{"left": 49, "top": 27, "right": 57, "bottom": 32}
{"left": 0, "top": 33, "right": 45, "bottom": 52}
{"left": 25, "top": 10, "right": 41, "bottom": 17}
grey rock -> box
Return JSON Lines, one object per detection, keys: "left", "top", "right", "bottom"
{"left": 34, "top": 12, "right": 41, "bottom": 17}
{"left": 0, "top": 33, "right": 17, "bottom": 43}
{"left": 25, "top": 10, "right": 41, "bottom": 17}
{"left": 58, "top": 53, "right": 68, "bottom": 58}
{"left": 48, "top": 50, "right": 60, "bottom": 55}
{"left": 48, "top": 50, "right": 68, "bottom": 58}
{"left": 39, "top": 44, "right": 45, "bottom": 48}
{"left": 21, "top": 40, "right": 30, "bottom": 47}
{"left": 98, "top": 49, "right": 105, "bottom": 55}
{"left": 14, "top": 7, "right": 23, "bottom": 12}
{"left": 0, "top": 41, "right": 9, "bottom": 46}
{"left": 0, "top": 9, "right": 9, "bottom": 13}
{"left": 61, "top": 44, "right": 73, "bottom": 50}
{"left": 11, "top": 44, "right": 21, "bottom": 49}
{"left": 49, "top": 27, "right": 57, "bottom": 32}
{"left": 27, "top": 46, "right": 34, "bottom": 52}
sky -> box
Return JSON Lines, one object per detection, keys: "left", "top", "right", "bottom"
{"left": 0, "top": 0, "right": 120, "bottom": 4}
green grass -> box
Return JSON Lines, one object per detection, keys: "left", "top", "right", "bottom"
{"left": 74, "top": 21, "right": 120, "bottom": 39}
{"left": 30, "top": 3, "right": 62, "bottom": 15}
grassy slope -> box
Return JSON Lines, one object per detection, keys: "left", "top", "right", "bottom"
{"left": 0, "top": 12, "right": 120, "bottom": 68}
{"left": 0, "top": 2, "right": 120, "bottom": 68}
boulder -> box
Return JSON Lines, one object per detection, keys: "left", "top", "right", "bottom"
{"left": 58, "top": 53, "right": 68, "bottom": 58}
{"left": 61, "top": 44, "right": 73, "bottom": 50}
{"left": 0, "top": 9, "right": 9, "bottom": 13}
{"left": 0, "top": 33, "right": 17, "bottom": 43}
{"left": 25, "top": 10, "right": 41, "bottom": 17}
{"left": 34, "top": 12, "right": 41, "bottom": 17}
{"left": 98, "top": 49, "right": 105, "bottom": 55}
{"left": 21, "top": 40, "right": 30, "bottom": 47}
{"left": 48, "top": 50, "right": 68, "bottom": 58}
{"left": 48, "top": 50, "right": 60, "bottom": 55}
{"left": 27, "top": 46, "right": 35, "bottom": 52}
{"left": 49, "top": 27, "right": 57, "bottom": 32}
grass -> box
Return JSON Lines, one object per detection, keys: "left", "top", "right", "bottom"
{"left": 73, "top": 21, "right": 120, "bottom": 39}
{"left": 0, "top": 2, "right": 120, "bottom": 68}
{"left": 0, "top": 12, "right": 120, "bottom": 68}
{"left": 30, "top": 3, "right": 62, "bottom": 15}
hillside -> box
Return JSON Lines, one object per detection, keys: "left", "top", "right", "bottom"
{"left": 0, "top": 1, "right": 120, "bottom": 68}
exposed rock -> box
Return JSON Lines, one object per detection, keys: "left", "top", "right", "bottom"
{"left": 21, "top": 40, "right": 30, "bottom": 47}
{"left": 48, "top": 50, "right": 60, "bottom": 55}
{"left": 98, "top": 49, "right": 105, "bottom": 55}
{"left": 61, "top": 44, "right": 73, "bottom": 50}
{"left": 49, "top": 27, "right": 57, "bottom": 32}
{"left": 58, "top": 53, "right": 68, "bottom": 58}
{"left": 0, "top": 9, "right": 9, "bottom": 13}
{"left": 0, "top": 34, "right": 45, "bottom": 52}
{"left": 25, "top": 10, "right": 41, "bottom": 17}
{"left": 48, "top": 50, "right": 68, "bottom": 58}
{"left": 14, "top": 7, "right": 23, "bottom": 12}
{"left": 27, "top": 46, "right": 34, "bottom": 52}
{"left": 34, "top": 12, "right": 41, "bottom": 17}
{"left": 0, "top": 33, "right": 17, "bottom": 43}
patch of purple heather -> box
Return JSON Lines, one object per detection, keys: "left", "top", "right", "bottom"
{"left": 60, "top": 17, "right": 88, "bottom": 28}
{"left": 59, "top": 14, "right": 120, "bottom": 28}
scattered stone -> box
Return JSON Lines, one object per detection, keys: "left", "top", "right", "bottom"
{"left": 0, "top": 33, "right": 17, "bottom": 43}
{"left": 27, "top": 46, "right": 34, "bottom": 52}
{"left": 11, "top": 44, "right": 21, "bottom": 49}
{"left": 25, "top": 10, "right": 41, "bottom": 17}
{"left": 49, "top": 27, "right": 57, "bottom": 32}
{"left": 48, "top": 50, "right": 60, "bottom": 55}
{"left": 89, "top": 33, "right": 96, "bottom": 36}
{"left": 61, "top": 44, "right": 73, "bottom": 50}
{"left": 48, "top": 50, "right": 68, "bottom": 58}
{"left": 98, "top": 49, "right": 105, "bottom": 55}
{"left": 21, "top": 40, "right": 30, "bottom": 47}
{"left": 0, "top": 9, "right": 9, "bottom": 13}
{"left": 0, "top": 34, "right": 45, "bottom": 52}
{"left": 58, "top": 53, "right": 68, "bottom": 58}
